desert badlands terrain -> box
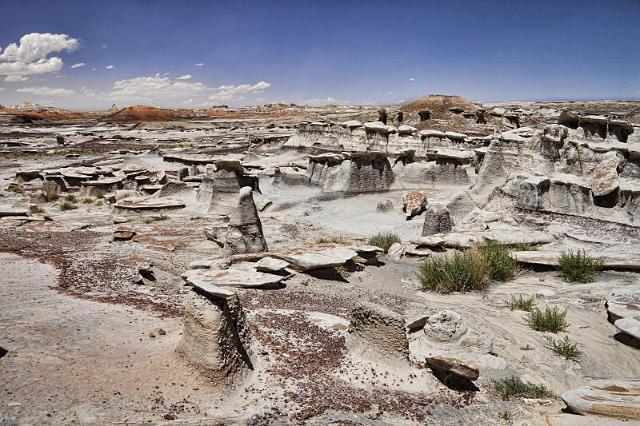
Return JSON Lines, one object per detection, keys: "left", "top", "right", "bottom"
{"left": 1, "top": 95, "right": 640, "bottom": 425}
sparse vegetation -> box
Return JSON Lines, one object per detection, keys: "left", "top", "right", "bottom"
{"left": 509, "top": 295, "right": 536, "bottom": 312}
{"left": 520, "top": 344, "right": 534, "bottom": 351}
{"left": 82, "top": 197, "right": 94, "bottom": 204}
{"left": 479, "top": 242, "right": 518, "bottom": 281}
{"left": 368, "top": 232, "right": 400, "bottom": 253}
{"left": 44, "top": 187, "right": 59, "bottom": 201}
{"left": 547, "top": 336, "right": 582, "bottom": 361}
{"left": 65, "top": 194, "right": 77, "bottom": 203}
{"left": 527, "top": 306, "right": 569, "bottom": 333}
{"left": 190, "top": 216, "right": 203, "bottom": 220}
{"left": 557, "top": 250, "right": 602, "bottom": 283}
{"left": 29, "top": 205, "right": 45, "bottom": 214}
{"left": 376, "top": 201, "right": 394, "bottom": 212}
{"left": 59, "top": 200, "right": 78, "bottom": 211}
{"left": 144, "top": 213, "right": 168, "bottom": 224}
{"left": 316, "top": 234, "right": 349, "bottom": 245}
{"left": 493, "top": 376, "right": 555, "bottom": 400}
{"left": 8, "top": 185, "right": 24, "bottom": 193}
{"left": 95, "top": 190, "right": 105, "bottom": 199}
{"left": 419, "top": 251, "right": 490, "bottom": 293}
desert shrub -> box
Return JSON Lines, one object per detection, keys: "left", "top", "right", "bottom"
{"left": 376, "top": 200, "right": 394, "bottom": 212}
{"left": 144, "top": 213, "right": 168, "bottom": 224}
{"left": 527, "top": 306, "right": 568, "bottom": 333}
{"left": 480, "top": 242, "right": 518, "bottom": 281}
{"left": 316, "top": 234, "right": 349, "bottom": 245}
{"left": 509, "top": 295, "right": 536, "bottom": 312}
{"left": 368, "top": 232, "right": 400, "bottom": 253}
{"left": 493, "top": 376, "right": 555, "bottom": 400}
{"left": 547, "top": 336, "right": 581, "bottom": 361}
{"left": 59, "top": 201, "right": 77, "bottom": 211}
{"left": 95, "top": 190, "right": 105, "bottom": 199}
{"left": 64, "top": 194, "right": 77, "bottom": 202}
{"left": 557, "top": 250, "right": 602, "bottom": 283}
{"left": 419, "top": 251, "right": 490, "bottom": 293}
{"left": 29, "top": 205, "right": 45, "bottom": 214}
{"left": 82, "top": 197, "right": 94, "bottom": 204}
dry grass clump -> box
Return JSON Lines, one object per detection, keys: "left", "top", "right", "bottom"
{"left": 557, "top": 250, "right": 602, "bottom": 283}
{"left": 419, "top": 251, "right": 490, "bottom": 293}
{"left": 316, "top": 234, "right": 349, "bottom": 245}
{"left": 493, "top": 376, "right": 555, "bottom": 400}
{"left": 144, "top": 213, "right": 168, "bottom": 224}
{"left": 368, "top": 232, "right": 400, "bottom": 253}
{"left": 59, "top": 200, "right": 77, "bottom": 211}
{"left": 527, "top": 306, "right": 568, "bottom": 333}
{"left": 508, "top": 295, "right": 536, "bottom": 312}
{"left": 420, "top": 243, "right": 519, "bottom": 293}
{"left": 479, "top": 242, "right": 518, "bottom": 281}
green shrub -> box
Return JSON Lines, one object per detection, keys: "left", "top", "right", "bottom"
{"left": 547, "top": 336, "right": 581, "bottom": 361}
{"left": 493, "top": 376, "right": 555, "bottom": 400}
{"left": 82, "top": 197, "right": 94, "bottom": 204}
{"left": 95, "top": 190, "right": 105, "bottom": 199}
{"left": 527, "top": 306, "right": 568, "bottom": 333}
{"left": 509, "top": 295, "right": 536, "bottom": 312}
{"left": 368, "top": 232, "right": 401, "bottom": 253}
{"left": 557, "top": 250, "right": 602, "bottom": 283}
{"left": 419, "top": 251, "right": 490, "bottom": 293}
{"left": 59, "top": 200, "right": 77, "bottom": 211}
{"left": 65, "top": 194, "right": 77, "bottom": 202}
{"left": 480, "top": 242, "right": 518, "bottom": 281}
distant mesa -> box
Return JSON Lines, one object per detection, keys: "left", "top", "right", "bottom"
{"left": 401, "top": 94, "right": 478, "bottom": 120}
{"left": 106, "top": 105, "right": 195, "bottom": 122}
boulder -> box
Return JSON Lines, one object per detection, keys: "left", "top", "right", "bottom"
{"left": 561, "top": 380, "right": 640, "bottom": 419}
{"left": 423, "top": 310, "right": 468, "bottom": 342}
{"left": 114, "top": 198, "right": 185, "bottom": 210}
{"left": 402, "top": 191, "right": 427, "bottom": 219}
{"left": 387, "top": 242, "right": 404, "bottom": 260}
{"left": 221, "top": 187, "right": 268, "bottom": 255}
{"left": 422, "top": 204, "right": 453, "bottom": 236}
{"left": 514, "top": 250, "right": 640, "bottom": 271}
{"left": 283, "top": 246, "right": 357, "bottom": 271}
{"left": 591, "top": 152, "right": 621, "bottom": 197}
{"left": 254, "top": 256, "right": 290, "bottom": 273}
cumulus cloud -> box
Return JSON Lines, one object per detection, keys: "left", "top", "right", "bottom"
{"left": 195, "top": 63, "right": 203, "bottom": 67}
{"left": 108, "top": 75, "right": 271, "bottom": 106}
{"left": 209, "top": 81, "right": 271, "bottom": 102}
{"left": 71, "top": 62, "right": 85, "bottom": 69}
{"left": 4, "top": 75, "right": 29, "bottom": 82}
{"left": 0, "top": 33, "right": 78, "bottom": 78}
{"left": 176, "top": 74, "right": 192, "bottom": 80}
{"left": 106, "top": 65, "right": 114, "bottom": 70}
{"left": 409, "top": 77, "right": 415, "bottom": 82}
{"left": 16, "top": 86, "right": 75, "bottom": 96}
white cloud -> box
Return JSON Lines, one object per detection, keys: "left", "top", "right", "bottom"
{"left": 4, "top": 75, "right": 29, "bottom": 82}
{"left": 16, "top": 86, "right": 75, "bottom": 96}
{"left": 208, "top": 81, "right": 271, "bottom": 102}
{"left": 91, "top": 67, "right": 96, "bottom": 71}
{"left": 71, "top": 62, "right": 85, "bottom": 69}
{"left": 195, "top": 63, "right": 203, "bottom": 67}
{"left": 106, "top": 65, "right": 114, "bottom": 70}
{"left": 409, "top": 77, "right": 415, "bottom": 82}
{"left": 102, "top": 44, "right": 107, "bottom": 49}
{"left": 0, "top": 33, "right": 78, "bottom": 78}
{"left": 176, "top": 74, "right": 192, "bottom": 80}
{"left": 107, "top": 75, "right": 271, "bottom": 107}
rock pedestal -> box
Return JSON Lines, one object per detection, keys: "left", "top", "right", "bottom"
{"left": 422, "top": 204, "right": 453, "bottom": 236}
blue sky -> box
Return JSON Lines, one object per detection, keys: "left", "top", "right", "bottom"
{"left": 0, "top": 0, "right": 638, "bottom": 109}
